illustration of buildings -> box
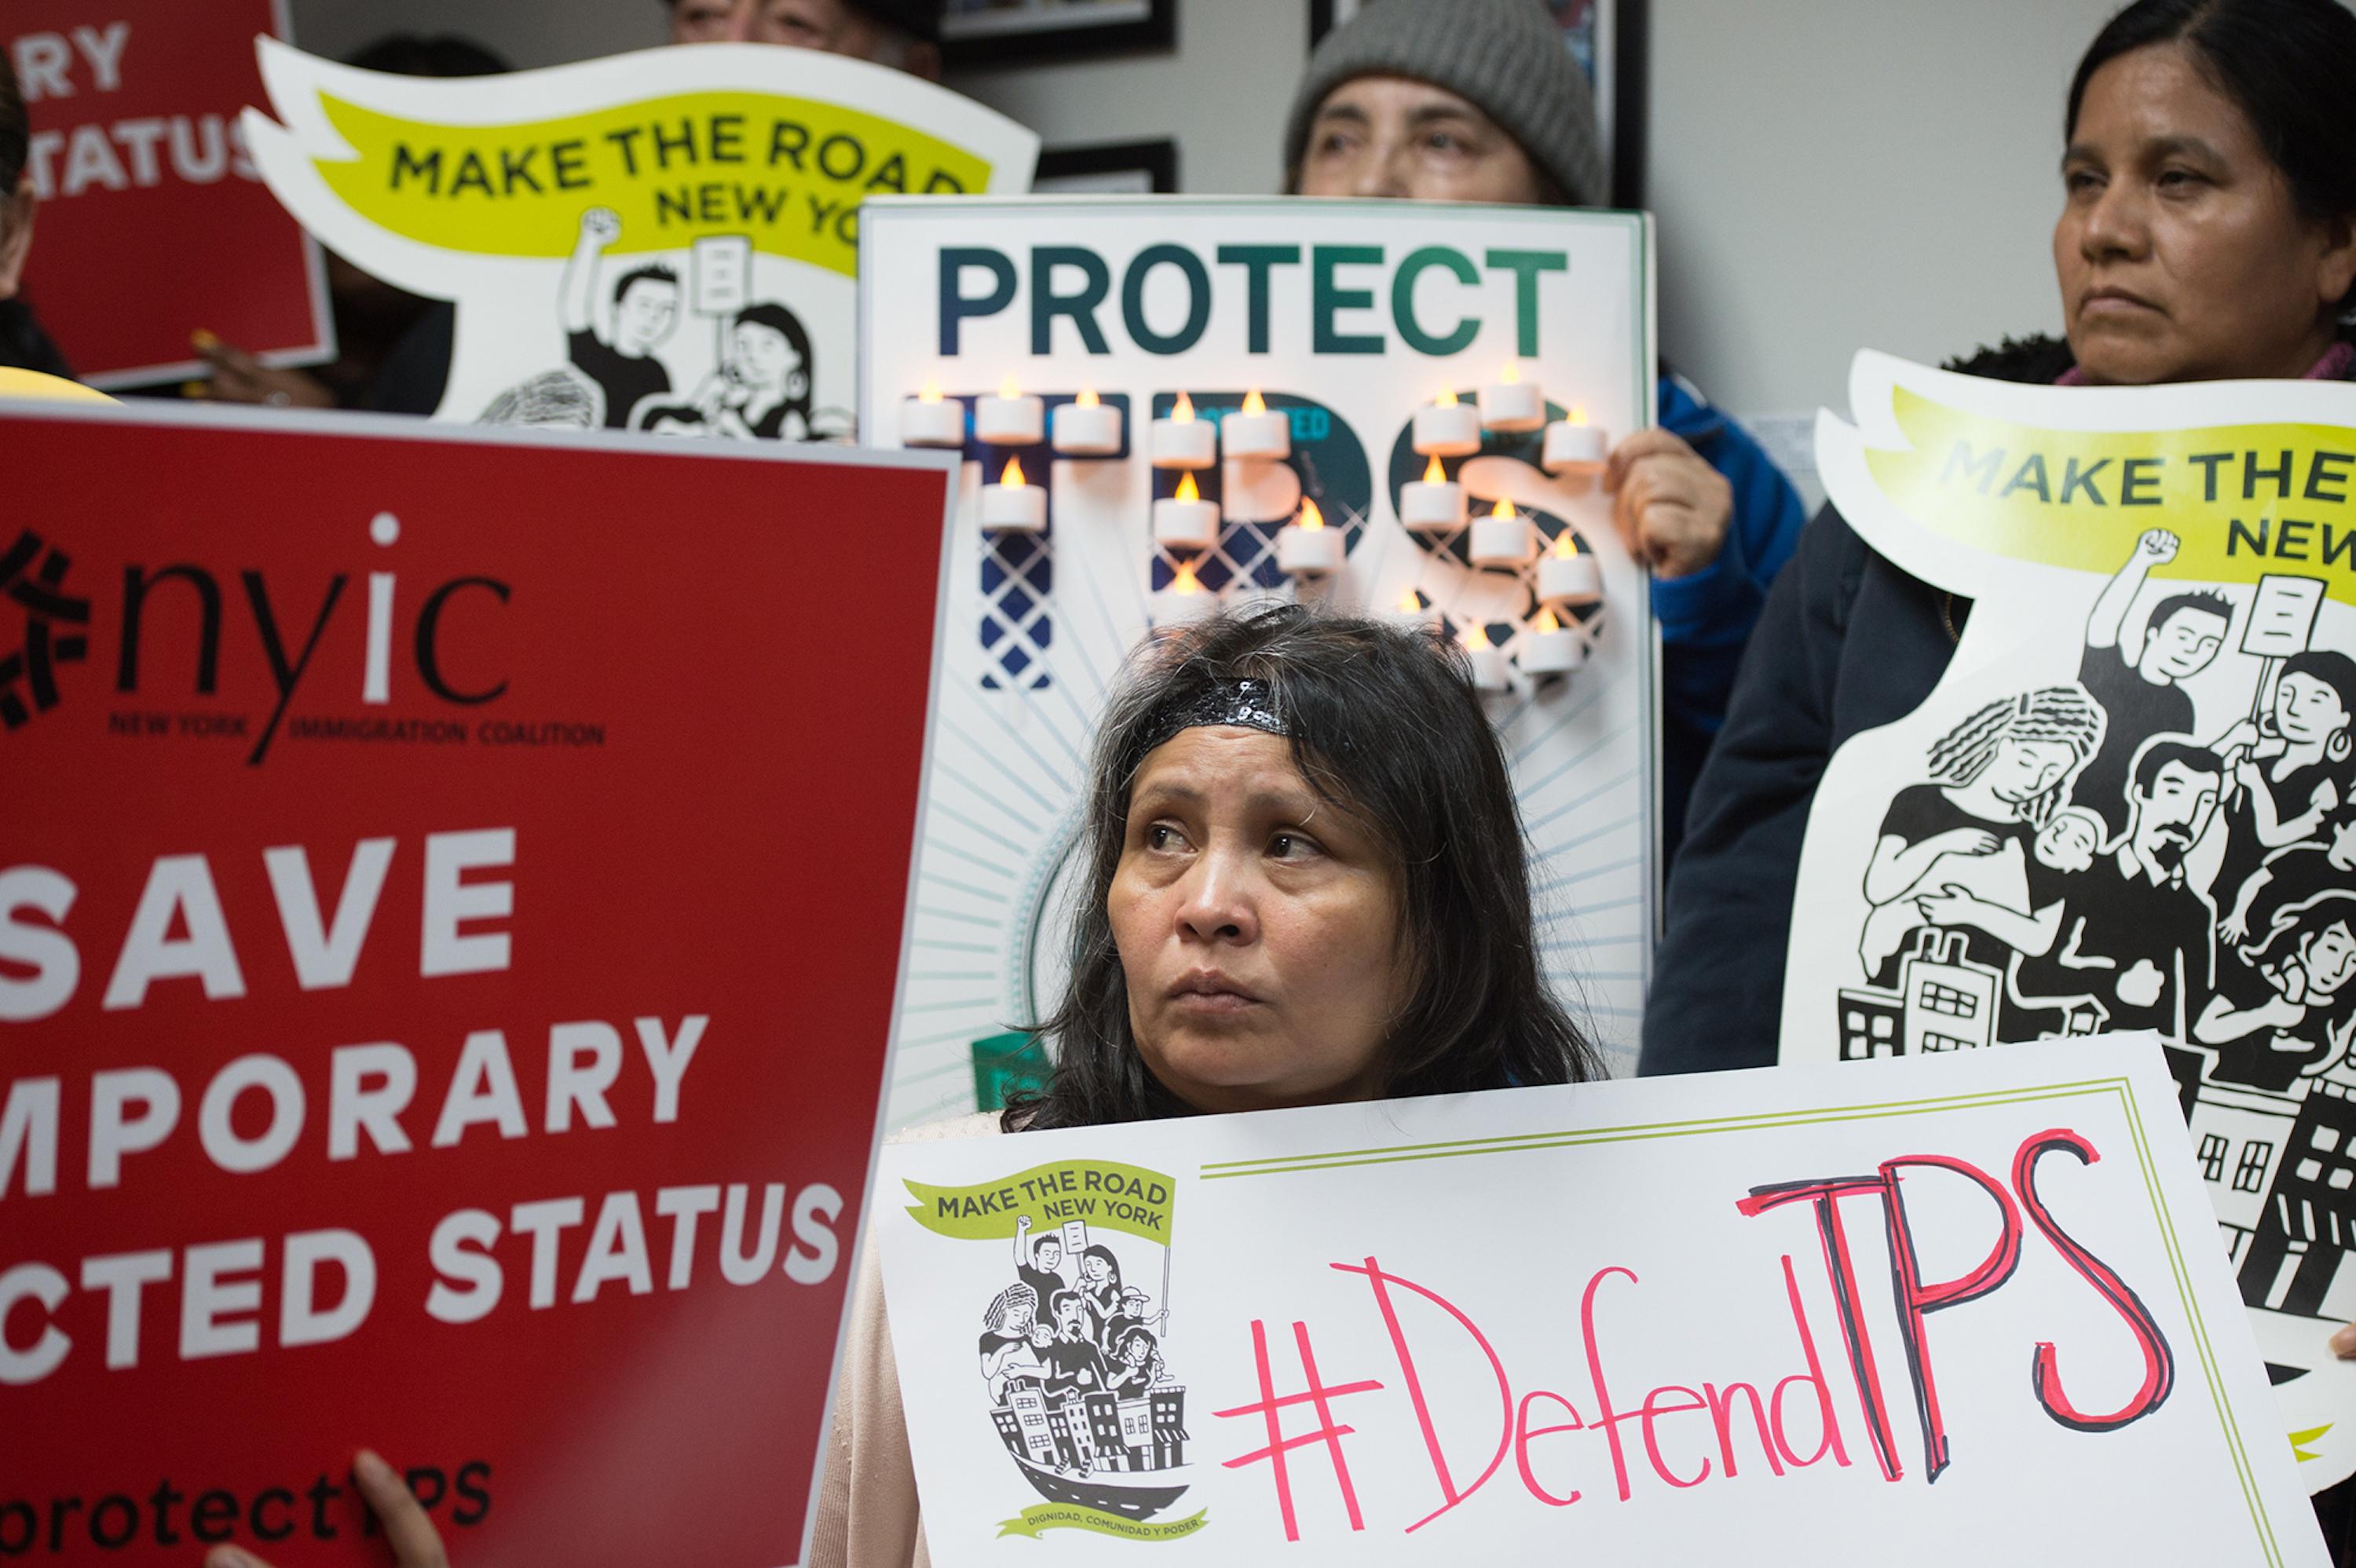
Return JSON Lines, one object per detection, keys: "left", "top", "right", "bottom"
{"left": 2186, "top": 1080, "right": 2300, "bottom": 1264}
{"left": 1836, "top": 930, "right": 2007, "bottom": 1060}
{"left": 2240, "top": 1082, "right": 2356, "bottom": 1318}
{"left": 1838, "top": 987, "right": 1904, "bottom": 1061}
{"left": 1070, "top": 1387, "right": 1189, "bottom": 1473}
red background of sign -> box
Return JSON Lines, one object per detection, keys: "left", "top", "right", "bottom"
{"left": 0, "top": 408, "right": 951, "bottom": 1566}
{"left": 11, "top": 2, "right": 328, "bottom": 385}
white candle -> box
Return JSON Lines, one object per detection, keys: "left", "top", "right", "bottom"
{"left": 1537, "top": 534, "right": 1602, "bottom": 603}
{"left": 1479, "top": 362, "right": 1545, "bottom": 432}
{"left": 1412, "top": 387, "right": 1483, "bottom": 457}
{"left": 1464, "top": 625, "right": 1510, "bottom": 691}
{"left": 976, "top": 375, "right": 1044, "bottom": 445}
{"left": 1152, "top": 390, "right": 1218, "bottom": 470}
{"left": 1223, "top": 388, "right": 1290, "bottom": 462}
{"left": 1275, "top": 499, "right": 1344, "bottom": 576}
{"left": 1153, "top": 470, "right": 1220, "bottom": 549}
{"left": 902, "top": 381, "right": 964, "bottom": 448}
{"left": 1388, "top": 589, "right": 1444, "bottom": 634}
{"left": 1520, "top": 609, "right": 1586, "bottom": 675}
{"left": 980, "top": 455, "right": 1045, "bottom": 532}
{"left": 1399, "top": 453, "right": 1466, "bottom": 532}
{"left": 1154, "top": 565, "right": 1218, "bottom": 626}
{"left": 1469, "top": 498, "right": 1531, "bottom": 568}
{"left": 1052, "top": 389, "right": 1124, "bottom": 455}
{"left": 1542, "top": 410, "right": 1608, "bottom": 473}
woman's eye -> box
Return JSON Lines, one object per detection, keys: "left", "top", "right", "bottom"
{"left": 2157, "top": 167, "right": 2208, "bottom": 192}
{"left": 1144, "top": 823, "right": 1186, "bottom": 852}
{"left": 1269, "top": 832, "right": 1323, "bottom": 860}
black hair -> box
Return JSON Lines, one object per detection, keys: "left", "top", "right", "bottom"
{"left": 1005, "top": 605, "right": 1601, "bottom": 1132}
{"left": 1047, "top": 1288, "right": 1086, "bottom": 1320}
{"left": 2133, "top": 736, "right": 2227, "bottom": 794}
{"left": 2147, "top": 588, "right": 2234, "bottom": 633}
{"left": 2068, "top": 0, "right": 2356, "bottom": 230}
{"left": 345, "top": 33, "right": 510, "bottom": 78}
{"left": 733, "top": 301, "right": 815, "bottom": 423}
{"left": 1, "top": 50, "right": 24, "bottom": 195}
{"left": 2282, "top": 648, "right": 2356, "bottom": 718}
{"left": 611, "top": 262, "right": 679, "bottom": 305}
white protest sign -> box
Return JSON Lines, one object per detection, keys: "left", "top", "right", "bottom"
{"left": 243, "top": 40, "right": 1035, "bottom": 435}
{"left": 1785, "top": 351, "right": 2356, "bottom": 1487}
{"left": 880, "top": 1036, "right": 2322, "bottom": 1561}
{"left": 859, "top": 196, "right": 1659, "bottom": 1124}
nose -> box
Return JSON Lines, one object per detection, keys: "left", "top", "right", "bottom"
{"left": 723, "top": 0, "right": 756, "bottom": 39}
{"left": 1351, "top": 137, "right": 1412, "bottom": 200}
{"left": 2080, "top": 179, "right": 2149, "bottom": 264}
{"left": 1173, "top": 844, "right": 1260, "bottom": 947}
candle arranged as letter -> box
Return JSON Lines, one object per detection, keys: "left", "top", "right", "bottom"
{"left": 1479, "top": 362, "right": 1545, "bottom": 433}
{"left": 976, "top": 375, "right": 1044, "bottom": 446}
{"left": 1154, "top": 562, "right": 1217, "bottom": 625}
{"left": 1538, "top": 532, "right": 1602, "bottom": 603}
{"left": 1154, "top": 470, "right": 1220, "bottom": 549}
{"left": 1052, "top": 387, "right": 1123, "bottom": 455}
{"left": 902, "top": 378, "right": 964, "bottom": 448}
{"left": 1400, "top": 454, "right": 1466, "bottom": 533}
{"left": 1413, "top": 386, "right": 1482, "bottom": 457}
{"left": 1152, "top": 391, "right": 1218, "bottom": 470}
{"left": 1275, "top": 499, "right": 1344, "bottom": 576}
{"left": 1464, "top": 624, "right": 1510, "bottom": 691}
{"left": 980, "top": 455, "right": 1045, "bottom": 532}
{"left": 1542, "top": 406, "right": 1608, "bottom": 473}
{"left": 1223, "top": 389, "right": 1290, "bottom": 462}
{"left": 1470, "top": 497, "right": 1531, "bottom": 568}
{"left": 1520, "top": 608, "right": 1586, "bottom": 675}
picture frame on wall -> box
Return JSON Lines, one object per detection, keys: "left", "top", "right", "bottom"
{"left": 940, "top": 0, "right": 1176, "bottom": 66}
{"left": 1032, "top": 138, "right": 1181, "bottom": 194}
{"left": 1307, "top": 0, "right": 1646, "bottom": 206}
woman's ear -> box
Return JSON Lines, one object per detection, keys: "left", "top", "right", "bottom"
{"left": 2331, "top": 730, "right": 2351, "bottom": 763}
{"left": 789, "top": 367, "right": 809, "bottom": 399}
{"left": 2319, "top": 210, "right": 2356, "bottom": 320}
{"left": 0, "top": 174, "right": 38, "bottom": 301}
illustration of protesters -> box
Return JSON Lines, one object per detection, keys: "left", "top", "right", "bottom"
{"left": 2073, "top": 530, "right": 2233, "bottom": 839}
{"left": 1039, "top": 1290, "right": 1114, "bottom": 1409}
{"left": 979, "top": 1284, "right": 1048, "bottom": 1403}
{"left": 1075, "top": 1245, "right": 1125, "bottom": 1343}
{"left": 2211, "top": 649, "right": 2356, "bottom": 909}
{"left": 1859, "top": 687, "right": 2104, "bottom": 982}
{"left": 2031, "top": 740, "right": 2226, "bottom": 1034}
{"left": 1107, "top": 1325, "right": 1169, "bottom": 1399}
{"left": 2197, "top": 888, "right": 2356, "bottom": 1092}
{"left": 2222, "top": 806, "right": 2356, "bottom": 946}
{"left": 1099, "top": 1285, "right": 1169, "bottom": 1355}
{"left": 1914, "top": 803, "right": 2108, "bottom": 969}
{"left": 1011, "top": 1216, "right": 1067, "bottom": 1310}
{"left": 475, "top": 365, "right": 603, "bottom": 429}
{"left": 638, "top": 302, "right": 814, "bottom": 441}
{"left": 559, "top": 207, "right": 679, "bottom": 429}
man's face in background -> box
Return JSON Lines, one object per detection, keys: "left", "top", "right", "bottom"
{"left": 668, "top": 0, "right": 938, "bottom": 77}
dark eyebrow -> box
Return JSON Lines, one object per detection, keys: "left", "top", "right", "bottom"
{"left": 2062, "top": 133, "right": 2223, "bottom": 167}
{"left": 1404, "top": 104, "right": 1487, "bottom": 130}
{"left": 1311, "top": 103, "right": 1371, "bottom": 127}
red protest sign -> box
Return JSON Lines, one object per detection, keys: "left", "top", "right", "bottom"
{"left": 0, "top": 404, "right": 954, "bottom": 1566}
{"left": 9, "top": 3, "right": 330, "bottom": 386}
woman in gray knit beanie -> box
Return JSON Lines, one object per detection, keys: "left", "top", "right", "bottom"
{"left": 1285, "top": 0, "right": 1810, "bottom": 859}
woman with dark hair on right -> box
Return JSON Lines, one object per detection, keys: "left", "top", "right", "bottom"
{"left": 1641, "top": 0, "right": 2356, "bottom": 1551}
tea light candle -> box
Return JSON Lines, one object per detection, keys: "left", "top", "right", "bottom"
{"left": 1389, "top": 589, "right": 1444, "bottom": 634}
{"left": 1224, "top": 388, "right": 1290, "bottom": 462}
{"left": 1275, "top": 499, "right": 1344, "bottom": 576}
{"left": 1153, "top": 470, "right": 1220, "bottom": 549}
{"left": 980, "top": 455, "right": 1045, "bottom": 532}
{"left": 976, "top": 375, "right": 1044, "bottom": 446}
{"left": 1412, "top": 386, "right": 1483, "bottom": 457}
{"left": 1542, "top": 408, "right": 1608, "bottom": 473}
{"left": 1399, "top": 453, "right": 1466, "bottom": 532}
{"left": 1537, "top": 532, "right": 1602, "bottom": 603}
{"left": 1154, "top": 564, "right": 1218, "bottom": 626}
{"left": 1052, "top": 387, "right": 1123, "bottom": 455}
{"left": 1464, "top": 624, "right": 1510, "bottom": 691}
{"left": 1478, "top": 362, "right": 1546, "bottom": 433}
{"left": 1152, "top": 391, "right": 1218, "bottom": 470}
{"left": 1469, "top": 498, "right": 1531, "bottom": 568}
{"left": 1520, "top": 608, "right": 1586, "bottom": 675}
{"left": 902, "top": 379, "right": 964, "bottom": 448}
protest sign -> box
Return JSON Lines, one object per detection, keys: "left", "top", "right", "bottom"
{"left": 859, "top": 196, "right": 1659, "bottom": 1125}
{"left": 8, "top": 2, "right": 331, "bottom": 386}
{"left": 1783, "top": 353, "right": 2356, "bottom": 1487}
{"left": 0, "top": 401, "right": 957, "bottom": 1566}
{"left": 879, "top": 1036, "right": 2323, "bottom": 1561}
{"left": 243, "top": 41, "right": 1036, "bottom": 437}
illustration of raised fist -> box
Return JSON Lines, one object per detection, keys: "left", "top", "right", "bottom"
{"left": 2116, "top": 958, "right": 2165, "bottom": 1009}
{"left": 580, "top": 206, "right": 621, "bottom": 245}
{"left": 2135, "top": 528, "right": 2180, "bottom": 564}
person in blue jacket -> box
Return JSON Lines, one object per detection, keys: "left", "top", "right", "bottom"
{"left": 1282, "top": 0, "right": 1808, "bottom": 849}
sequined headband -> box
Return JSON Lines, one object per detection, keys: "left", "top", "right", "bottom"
{"left": 1138, "top": 678, "right": 1289, "bottom": 755}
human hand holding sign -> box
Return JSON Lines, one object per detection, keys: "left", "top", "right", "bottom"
{"left": 1603, "top": 428, "right": 1735, "bottom": 579}
{"left": 207, "top": 1453, "right": 447, "bottom": 1568}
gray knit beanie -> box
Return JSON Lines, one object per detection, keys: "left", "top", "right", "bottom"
{"left": 1283, "top": 0, "right": 1606, "bottom": 207}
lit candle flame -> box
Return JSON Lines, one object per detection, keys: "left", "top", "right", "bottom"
{"left": 1492, "top": 498, "right": 1518, "bottom": 519}
{"left": 1176, "top": 471, "right": 1201, "bottom": 503}
{"left": 1001, "top": 456, "right": 1026, "bottom": 488}
{"left": 1173, "top": 564, "right": 1202, "bottom": 595}
{"left": 1299, "top": 499, "right": 1325, "bottom": 532}
{"left": 1436, "top": 386, "right": 1459, "bottom": 408}
{"left": 919, "top": 377, "right": 942, "bottom": 404}
{"left": 1465, "top": 624, "right": 1493, "bottom": 651}
{"left": 1499, "top": 362, "right": 1522, "bottom": 386}
{"left": 1242, "top": 388, "right": 1267, "bottom": 416}
{"left": 1173, "top": 391, "right": 1196, "bottom": 422}
{"left": 1397, "top": 589, "right": 1422, "bottom": 614}
{"left": 1076, "top": 386, "right": 1100, "bottom": 408}
{"left": 1570, "top": 404, "right": 1588, "bottom": 426}
{"left": 1000, "top": 374, "right": 1021, "bottom": 400}
{"left": 1422, "top": 454, "right": 1447, "bottom": 485}
{"left": 1534, "top": 608, "right": 1561, "bottom": 634}
{"left": 1553, "top": 532, "right": 1578, "bottom": 558}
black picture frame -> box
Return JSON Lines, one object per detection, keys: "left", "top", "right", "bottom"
{"left": 1033, "top": 139, "right": 1181, "bottom": 195}
{"left": 1307, "top": 0, "right": 1646, "bottom": 207}
{"left": 940, "top": 0, "right": 1176, "bottom": 67}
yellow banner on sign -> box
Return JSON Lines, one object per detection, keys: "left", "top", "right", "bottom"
{"left": 1865, "top": 386, "right": 2356, "bottom": 604}
{"left": 312, "top": 89, "right": 991, "bottom": 276}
